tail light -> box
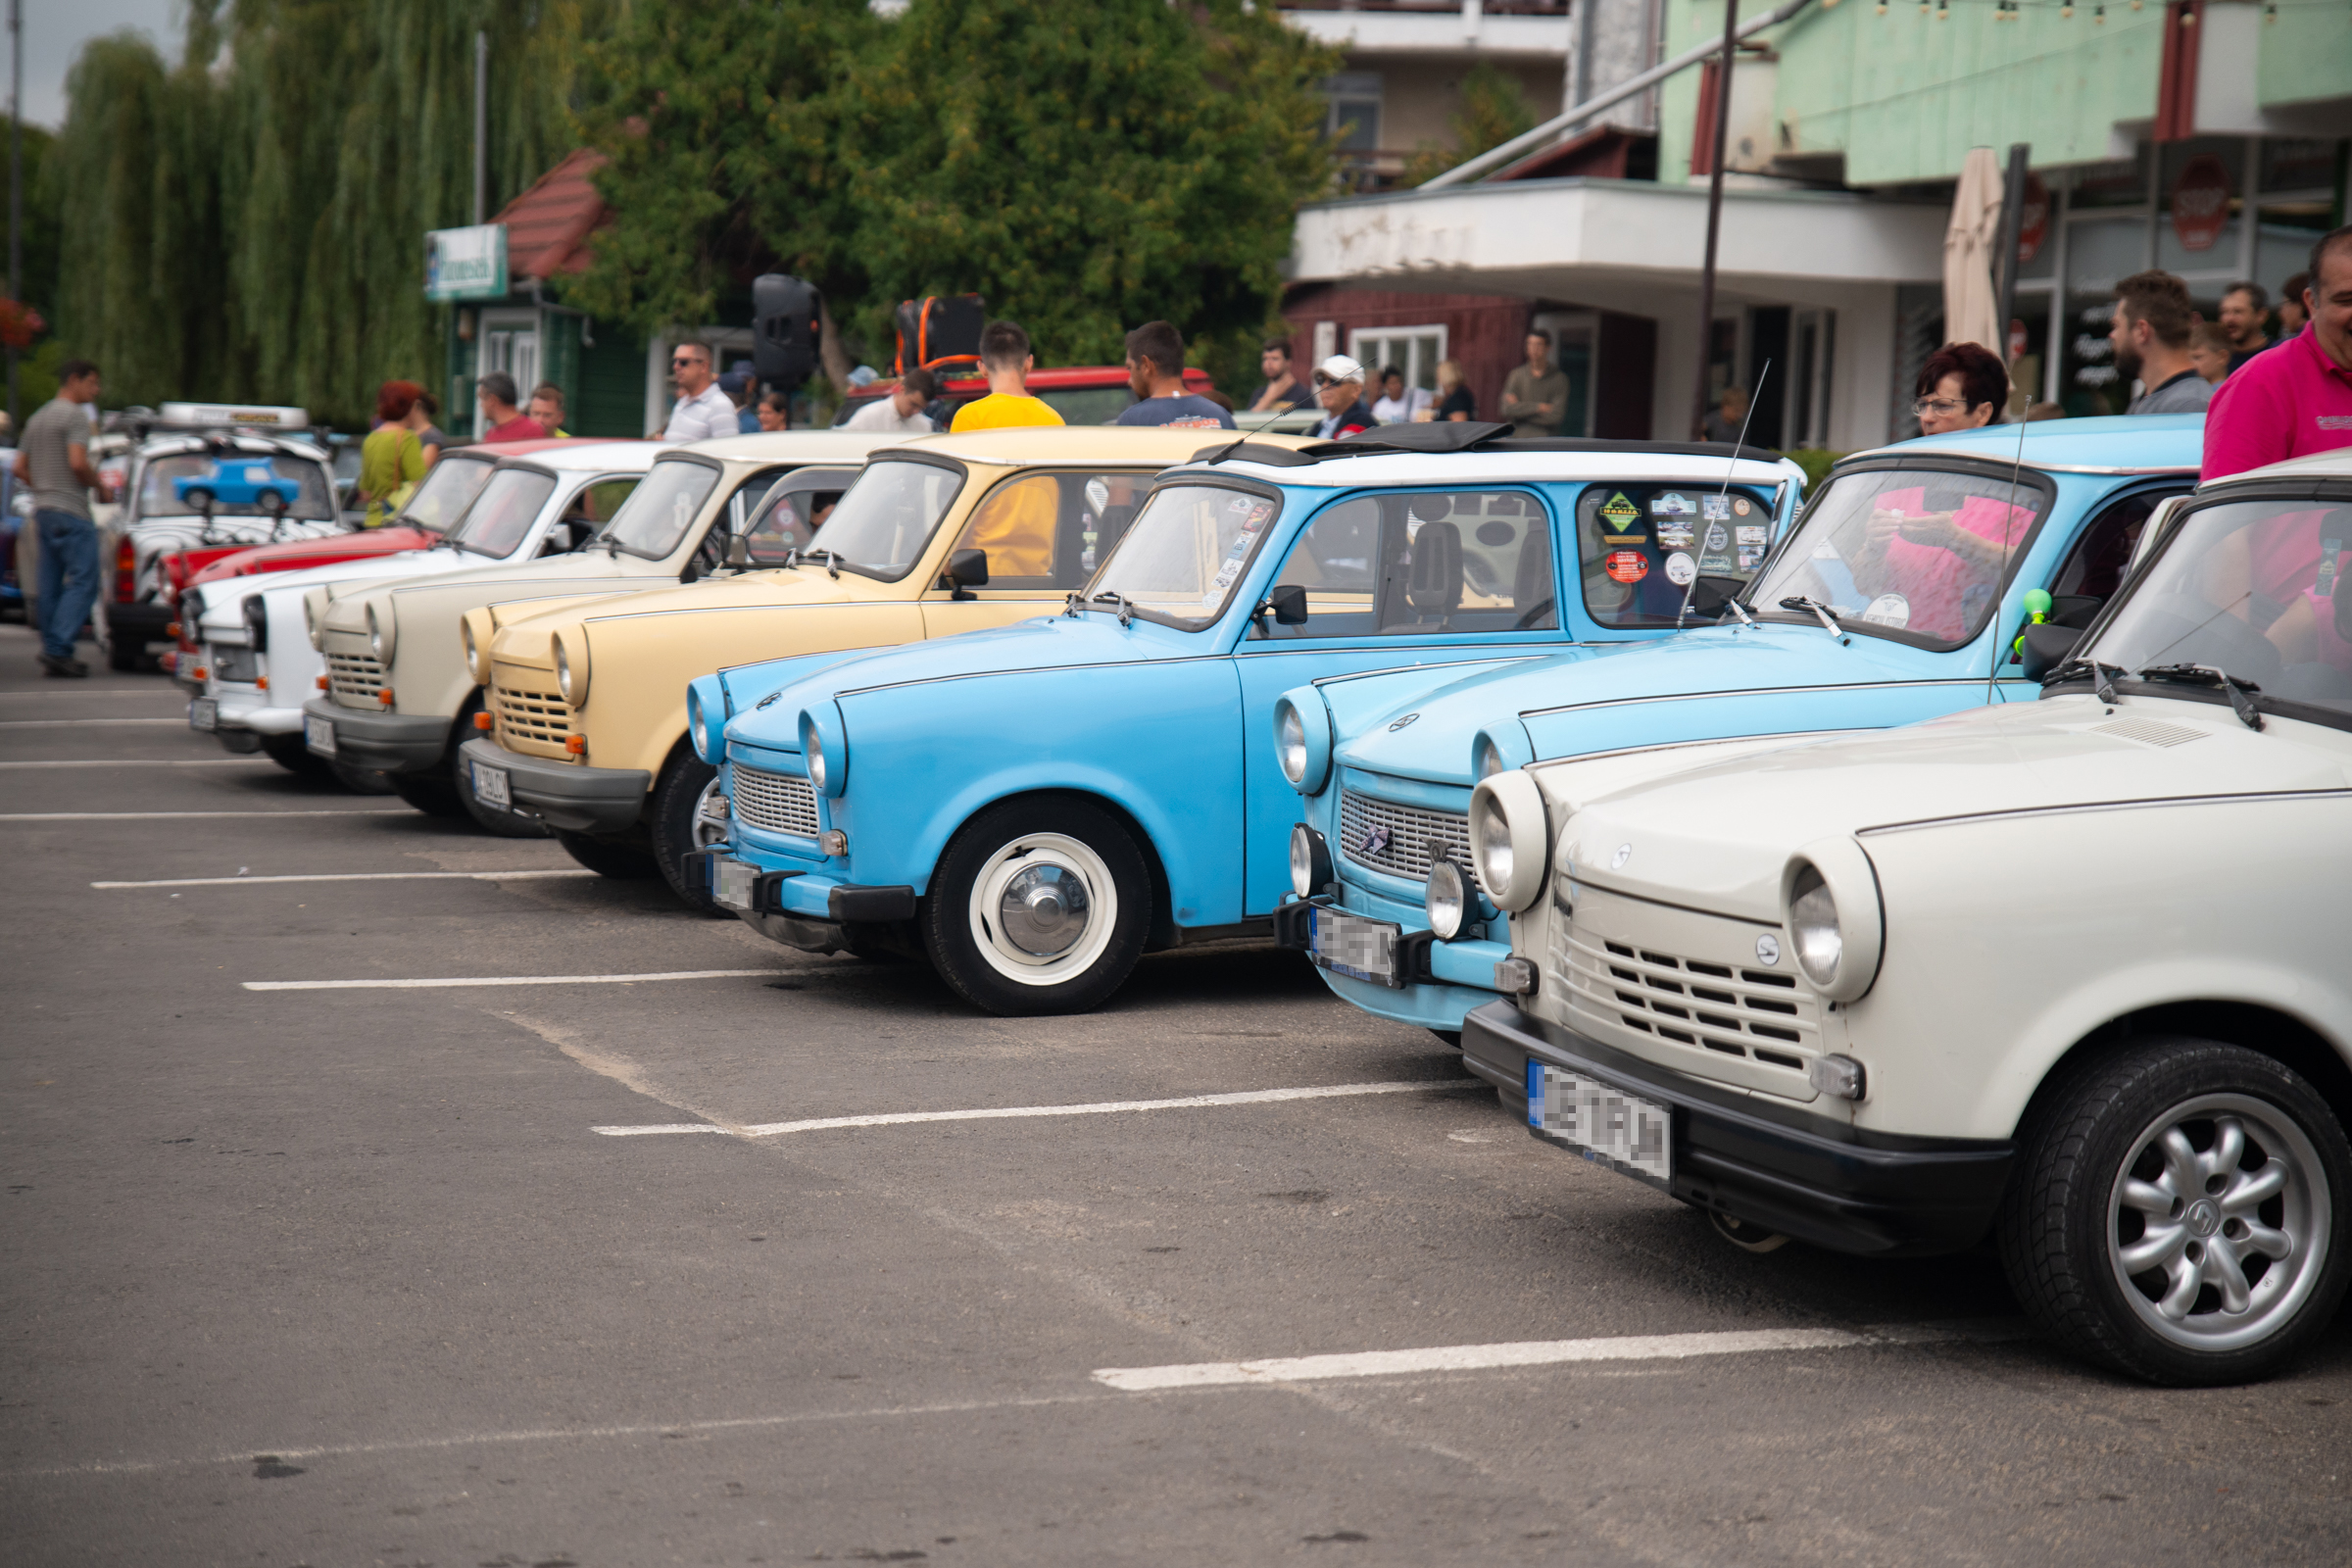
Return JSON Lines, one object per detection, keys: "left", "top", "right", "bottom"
{"left": 115, "top": 537, "right": 137, "bottom": 603}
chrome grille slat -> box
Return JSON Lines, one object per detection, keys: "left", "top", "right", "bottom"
{"left": 732, "top": 764, "right": 819, "bottom": 838}
{"left": 1552, "top": 929, "right": 1822, "bottom": 1079}
{"left": 325, "top": 651, "right": 386, "bottom": 708}
{"left": 1336, "top": 789, "right": 1486, "bottom": 893}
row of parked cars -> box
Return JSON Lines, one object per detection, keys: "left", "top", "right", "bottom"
{"left": 169, "top": 409, "right": 2349, "bottom": 1389}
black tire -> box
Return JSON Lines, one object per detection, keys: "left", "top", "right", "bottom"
{"left": 452, "top": 696, "right": 549, "bottom": 838}
{"left": 648, "top": 750, "right": 725, "bottom": 914}
{"left": 1430, "top": 1029, "right": 1463, "bottom": 1049}
{"left": 556, "top": 828, "right": 661, "bottom": 880}
{"left": 330, "top": 760, "right": 398, "bottom": 795}
{"left": 390, "top": 772, "right": 471, "bottom": 819}
{"left": 261, "top": 733, "right": 330, "bottom": 778}
{"left": 107, "top": 638, "right": 142, "bottom": 671}
{"left": 921, "top": 794, "right": 1152, "bottom": 1017}
{"left": 1998, "top": 1038, "right": 2352, "bottom": 1387}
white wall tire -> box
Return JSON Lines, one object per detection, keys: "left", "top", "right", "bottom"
{"left": 925, "top": 796, "right": 1152, "bottom": 1016}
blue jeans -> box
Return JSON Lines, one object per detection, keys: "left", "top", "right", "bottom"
{"left": 35, "top": 509, "right": 100, "bottom": 661}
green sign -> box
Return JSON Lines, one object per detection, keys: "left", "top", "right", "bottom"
{"left": 424, "top": 224, "right": 508, "bottom": 302}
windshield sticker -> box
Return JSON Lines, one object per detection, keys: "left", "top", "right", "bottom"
{"left": 1605, "top": 550, "right": 1649, "bottom": 584}
{"left": 1862, "top": 593, "right": 1912, "bottom": 628}
{"left": 1652, "top": 492, "right": 1694, "bottom": 517}
{"left": 1664, "top": 551, "right": 1696, "bottom": 586}
{"left": 1738, "top": 549, "right": 1764, "bottom": 571}
{"left": 1733, "top": 496, "right": 1753, "bottom": 516}
{"left": 1211, "top": 560, "right": 1243, "bottom": 590}
{"left": 1700, "top": 493, "right": 1732, "bottom": 522}
{"left": 1656, "top": 521, "right": 1695, "bottom": 550}
{"left": 2319, "top": 539, "right": 2343, "bottom": 597}
{"left": 1703, "top": 522, "right": 1731, "bottom": 554}
{"left": 1086, "top": 478, "right": 1111, "bottom": 514}
{"left": 1598, "top": 492, "right": 1641, "bottom": 530}
{"left": 1737, "top": 524, "right": 1768, "bottom": 546}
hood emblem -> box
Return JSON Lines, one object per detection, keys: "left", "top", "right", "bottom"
{"left": 755, "top": 691, "right": 781, "bottom": 710}
{"left": 1610, "top": 843, "right": 1633, "bottom": 870}
{"left": 1388, "top": 712, "right": 1420, "bottom": 731}
{"left": 1355, "top": 824, "right": 1392, "bottom": 858}
{"left": 1755, "top": 934, "right": 1781, "bottom": 966}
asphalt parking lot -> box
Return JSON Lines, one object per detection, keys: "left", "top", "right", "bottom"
{"left": 4, "top": 619, "right": 2350, "bottom": 1567}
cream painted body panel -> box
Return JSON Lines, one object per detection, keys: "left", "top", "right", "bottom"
{"left": 1512, "top": 694, "right": 2352, "bottom": 1143}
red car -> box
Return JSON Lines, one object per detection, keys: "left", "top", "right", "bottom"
{"left": 832, "top": 365, "right": 1216, "bottom": 428}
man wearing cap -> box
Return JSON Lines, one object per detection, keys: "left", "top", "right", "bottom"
{"left": 1309, "top": 356, "right": 1376, "bottom": 440}
{"left": 1500, "top": 330, "right": 1568, "bottom": 438}
{"left": 721, "top": 364, "right": 761, "bottom": 433}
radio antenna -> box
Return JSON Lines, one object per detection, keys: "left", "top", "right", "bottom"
{"left": 1984, "top": 385, "right": 2035, "bottom": 704}
{"left": 1678, "top": 359, "right": 1770, "bottom": 629}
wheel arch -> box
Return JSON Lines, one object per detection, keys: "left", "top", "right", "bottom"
{"left": 2020, "top": 1000, "right": 2352, "bottom": 1144}
{"left": 932, "top": 785, "right": 1178, "bottom": 952}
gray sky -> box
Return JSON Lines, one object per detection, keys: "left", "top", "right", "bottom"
{"left": 15, "top": 0, "right": 181, "bottom": 129}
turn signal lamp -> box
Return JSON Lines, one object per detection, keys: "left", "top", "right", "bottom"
{"left": 193, "top": 665, "right": 209, "bottom": 681}
{"left": 256, "top": 676, "right": 269, "bottom": 692}
{"left": 474, "top": 711, "right": 494, "bottom": 730}
{"left": 165, "top": 621, "right": 180, "bottom": 639}
{"left": 376, "top": 688, "right": 394, "bottom": 707}
{"left": 565, "top": 735, "right": 587, "bottom": 757}
{"left": 315, "top": 674, "right": 328, "bottom": 690}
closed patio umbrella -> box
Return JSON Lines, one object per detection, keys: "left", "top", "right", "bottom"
{"left": 1943, "top": 146, "right": 2005, "bottom": 359}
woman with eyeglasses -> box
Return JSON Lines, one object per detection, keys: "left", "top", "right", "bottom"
{"left": 1910, "top": 340, "right": 2007, "bottom": 436}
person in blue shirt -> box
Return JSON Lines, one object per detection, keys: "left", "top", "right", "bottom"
{"left": 1113, "top": 320, "right": 1235, "bottom": 429}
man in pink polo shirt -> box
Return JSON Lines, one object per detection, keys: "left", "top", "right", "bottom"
{"left": 2203, "top": 225, "right": 2352, "bottom": 479}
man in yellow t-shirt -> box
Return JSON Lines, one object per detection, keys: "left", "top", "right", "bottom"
{"left": 949, "top": 320, "right": 1066, "bottom": 432}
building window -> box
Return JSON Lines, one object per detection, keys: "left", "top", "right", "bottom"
{"left": 1349, "top": 326, "right": 1447, "bottom": 407}
{"left": 1323, "top": 74, "right": 1383, "bottom": 157}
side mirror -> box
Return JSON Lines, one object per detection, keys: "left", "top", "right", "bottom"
{"left": 1267, "top": 583, "right": 1310, "bottom": 625}
{"left": 940, "top": 548, "right": 988, "bottom": 601}
{"left": 725, "top": 532, "right": 752, "bottom": 569}
{"left": 2017, "top": 621, "right": 2082, "bottom": 682}
{"left": 1687, "top": 575, "right": 1742, "bottom": 615}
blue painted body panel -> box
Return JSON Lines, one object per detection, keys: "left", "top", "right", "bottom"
{"left": 1293, "top": 418, "right": 2205, "bottom": 1032}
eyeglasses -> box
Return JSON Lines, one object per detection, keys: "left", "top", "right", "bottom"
{"left": 671, "top": 356, "right": 703, "bottom": 368}
{"left": 1312, "top": 372, "right": 1345, "bottom": 388}
{"left": 1910, "top": 397, "right": 1968, "bottom": 416}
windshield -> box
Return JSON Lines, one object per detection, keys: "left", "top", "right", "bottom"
{"left": 601, "top": 459, "right": 722, "bottom": 560}
{"left": 802, "top": 459, "right": 964, "bottom": 581}
{"left": 1086, "top": 481, "right": 1281, "bottom": 629}
{"left": 396, "top": 455, "right": 497, "bottom": 534}
{"left": 2084, "top": 494, "right": 2352, "bottom": 719}
{"left": 137, "top": 451, "right": 336, "bottom": 521}
{"left": 1745, "top": 464, "right": 2051, "bottom": 648}
{"left": 448, "top": 468, "right": 559, "bottom": 557}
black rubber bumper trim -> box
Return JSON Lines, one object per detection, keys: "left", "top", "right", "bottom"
{"left": 1467, "top": 1001, "right": 2014, "bottom": 1258}
{"left": 109, "top": 604, "right": 175, "bottom": 641}
{"left": 459, "top": 738, "right": 649, "bottom": 834}
{"left": 304, "top": 697, "right": 448, "bottom": 775}
{"left": 828, "top": 884, "right": 916, "bottom": 923}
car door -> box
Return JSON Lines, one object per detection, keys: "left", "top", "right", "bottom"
{"left": 919, "top": 468, "right": 1157, "bottom": 639}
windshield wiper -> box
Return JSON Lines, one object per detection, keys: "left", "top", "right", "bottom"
{"left": 2043, "top": 655, "right": 2129, "bottom": 705}
{"left": 794, "top": 547, "right": 845, "bottom": 580}
{"left": 2135, "top": 663, "right": 2265, "bottom": 730}
{"left": 1719, "top": 596, "right": 1757, "bottom": 628}
{"left": 1779, "top": 596, "right": 1843, "bottom": 638}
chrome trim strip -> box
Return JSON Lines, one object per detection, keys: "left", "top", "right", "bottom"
{"left": 1857, "top": 788, "right": 2352, "bottom": 837}
{"left": 1518, "top": 677, "right": 2033, "bottom": 720}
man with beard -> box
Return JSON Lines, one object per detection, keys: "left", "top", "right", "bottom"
{"left": 2108, "top": 270, "right": 2211, "bottom": 416}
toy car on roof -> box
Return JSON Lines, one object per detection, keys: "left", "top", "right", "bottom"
{"left": 693, "top": 422, "right": 1805, "bottom": 1014}
{"left": 173, "top": 458, "right": 306, "bottom": 514}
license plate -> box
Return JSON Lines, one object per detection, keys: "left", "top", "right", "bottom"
{"left": 304, "top": 715, "right": 336, "bottom": 756}
{"left": 713, "top": 857, "right": 757, "bottom": 911}
{"left": 470, "top": 760, "right": 512, "bottom": 808}
{"left": 1306, "top": 906, "right": 1401, "bottom": 987}
{"left": 188, "top": 698, "right": 218, "bottom": 732}
{"left": 1529, "top": 1063, "right": 1673, "bottom": 1187}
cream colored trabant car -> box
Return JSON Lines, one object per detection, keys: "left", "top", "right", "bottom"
{"left": 459, "top": 427, "right": 1232, "bottom": 907}
{"left": 304, "top": 432, "right": 891, "bottom": 833}
{"left": 1459, "top": 449, "right": 2352, "bottom": 1386}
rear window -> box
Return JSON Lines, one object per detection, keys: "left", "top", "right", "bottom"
{"left": 136, "top": 451, "right": 337, "bottom": 521}
{"left": 1577, "top": 483, "right": 1780, "bottom": 629}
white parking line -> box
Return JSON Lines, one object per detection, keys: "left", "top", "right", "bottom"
{"left": 95, "top": 869, "right": 599, "bottom": 889}
{"left": 593, "top": 1080, "right": 1469, "bottom": 1138}
{"left": 0, "top": 689, "right": 186, "bottom": 699}
{"left": 0, "top": 809, "right": 412, "bottom": 822}
{"left": 0, "top": 717, "right": 188, "bottom": 728}
{"left": 0, "top": 759, "right": 270, "bottom": 769}
{"left": 244, "top": 968, "right": 794, "bottom": 992}
{"left": 1092, "top": 1320, "right": 2032, "bottom": 1392}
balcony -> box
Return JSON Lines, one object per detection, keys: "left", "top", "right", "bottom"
{"left": 1277, "top": 0, "right": 1572, "bottom": 60}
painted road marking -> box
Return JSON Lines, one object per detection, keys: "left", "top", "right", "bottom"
{"left": 244, "top": 968, "right": 794, "bottom": 992}
{"left": 0, "top": 809, "right": 413, "bottom": 822}
{"left": 96, "top": 869, "right": 599, "bottom": 889}
{"left": 0, "top": 759, "right": 272, "bottom": 769}
{"left": 1092, "top": 1321, "right": 2033, "bottom": 1392}
{"left": 593, "top": 1080, "right": 1469, "bottom": 1139}
{"left": 0, "top": 717, "right": 190, "bottom": 728}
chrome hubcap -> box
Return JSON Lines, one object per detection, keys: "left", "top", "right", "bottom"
{"left": 966, "top": 832, "right": 1118, "bottom": 987}
{"left": 997, "top": 863, "right": 1091, "bottom": 956}
{"left": 2107, "top": 1093, "right": 2328, "bottom": 1352}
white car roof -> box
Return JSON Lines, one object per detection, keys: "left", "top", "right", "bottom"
{"left": 667, "top": 430, "right": 905, "bottom": 464}
{"left": 485, "top": 440, "right": 665, "bottom": 472}
{"left": 1197, "top": 448, "right": 1801, "bottom": 488}
{"left": 2209, "top": 446, "right": 2352, "bottom": 486}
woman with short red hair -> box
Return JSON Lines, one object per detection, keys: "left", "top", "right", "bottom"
{"left": 1911, "top": 341, "right": 2008, "bottom": 435}
{"left": 359, "top": 379, "right": 429, "bottom": 527}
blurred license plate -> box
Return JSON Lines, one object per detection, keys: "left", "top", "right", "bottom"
{"left": 1529, "top": 1063, "right": 1673, "bottom": 1187}
{"left": 712, "top": 857, "right": 757, "bottom": 911}
{"left": 470, "top": 760, "right": 511, "bottom": 808}
{"left": 1306, "top": 907, "right": 1400, "bottom": 987}
{"left": 188, "top": 699, "right": 218, "bottom": 732}
{"left": 304, "top": 715, "right": 335, "bottom": 756}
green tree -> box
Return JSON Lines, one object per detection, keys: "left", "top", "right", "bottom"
{"left": 1401, "top": 63, "right": 1537, "bottom": 188}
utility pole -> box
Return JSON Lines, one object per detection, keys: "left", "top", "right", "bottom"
{"left": 471, "top": 30, "right": 488, "bottom": 227}
{"left": 8, "top": 0, "right": 22, "bottom": 430}
{"left": 1690, "top": 0, "right": 1740, "bottom": 440}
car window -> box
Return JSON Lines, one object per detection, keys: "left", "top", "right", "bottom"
{"left": 1034, "top": 387, "right": 1133, "bottom": 426}
{"left": 803, "top": 459, "right": 965, "bottom": 582}
{"left": 691, "top": 469, "right": 797, "bottom": 574}
{"left": 395, "top": 455, "right": 498, "bottom": 534}
{"left": 600, "top": 459, "right": 723, "bottom": 560}
{"left": 1577, "top": 483, "right": 1780, "bottom": 630}
{"left": 537, "top": 475, "right": 642, "bottom": 556}
{"left": 2087, "top": 494, "right": 2352, "bottom": 716}
{"left": 737, "top": 467, "right": 860, "bottom": 565}
{"left": 946, "top": 470, "right": 1152, "bottom": 589}
{"left": 1263, "top": 489, "right": 1555, "bottom": 638}
{"left": 448, "top": 468, "right": 559, "bottom": 557}
{"left": 2046, "top": 487, "right": 2182, "bottom": 625}
{"left": 135, "top": 451, "right": 337, "bottom": 521}
{"left": 1086, "top": 481, "right": 1282, "bottom": 629}
{"left": 1741, "top": 466, "right": 2053, "bottom": 648}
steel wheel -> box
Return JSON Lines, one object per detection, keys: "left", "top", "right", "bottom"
{"left": 2107, "top": 1093, "right": 2328, "bottom": 1354}
{"left": 965, "top": 831, "right": 1119, "bottom": 988}
{"left": 691, "top": 775, "right": 730, "bottom": 851}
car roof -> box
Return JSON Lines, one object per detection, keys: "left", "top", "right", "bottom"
{"left": 1841, "top": 414, "right": 2204, "bottom": 475}
{"left": 486, "top": 440, "right": 666, "bottom": 471}
{"left": 866, "top": 426, "right": 1260, "bottom": 466}
{"left": 670, "top": 430, "right": 905, "bottom": 465}
{"left": 132, "top": 432, "right": 331, "bottom": 462}
{"left": 2210, "top": 445, "right": 2352, "bottom": 485}
{"left": 1188, "top": 440, "right": 1798, "bottom": 488}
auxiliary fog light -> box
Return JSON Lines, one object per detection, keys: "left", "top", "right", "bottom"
{"left": 1808, "top": 1054, "right": 1866, "bottom": 1102}
{"left": 1425, "top": 858, "right": 1470, "bottom": 941}
{"left": 1289, "top": 823, "right": 1333, "bottom": 899}
{"left": 1493, "top": 956, "right": 1538, "bottom": 996}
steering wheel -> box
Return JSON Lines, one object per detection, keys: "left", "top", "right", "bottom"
{"left": 1512, "top": 597, "right": 1555, "bottom": 631}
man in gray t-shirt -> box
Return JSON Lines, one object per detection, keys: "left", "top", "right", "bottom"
{"left": 13, "top": 359, "right": 114, "bottom": 676}
{"left": 2111, "top": 270, "right": 2215, "bottom": 416}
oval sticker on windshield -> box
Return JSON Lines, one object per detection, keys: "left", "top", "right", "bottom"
{"left": 1605, "top": 551, "right": 1648, "bottom": 584}
{"left": 1862, "top": 593, "right": 1912, "bottom": 627}
{"left": 1664, "top": 552, "right": 1696, "bottom": 586}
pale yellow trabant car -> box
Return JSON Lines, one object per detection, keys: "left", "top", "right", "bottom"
{"left": 459, "top": 427, "right": 1237, "bottom": 907}
{"left": 304, "top": 431, "right": 893, "bottom": 833}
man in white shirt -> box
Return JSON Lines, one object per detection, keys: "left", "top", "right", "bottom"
{"left": 662, "top": 343, "right": 738, "bottom": 441}
{"left": 842, "top": 368, "right": 937, "bottom": 433}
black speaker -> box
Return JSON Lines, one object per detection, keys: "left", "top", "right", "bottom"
{"left": 893, "top": 294, "right": 987, "bottom": 374}
{"left": 753, "top": 273, "right": 822, "bottom": 393}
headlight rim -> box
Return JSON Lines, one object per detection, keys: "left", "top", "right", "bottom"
{"left": 365, "top": 601, "right": 394, "bottom": 664}
{"left": 1466, "top": 769, "right": 1548, "bottom": 912}
{"left": 799, "top": 705, "right": 848, "bottom": 799}
{"left": 553, "top": 631, "right": 588, "bottom": 710}
{"left": 1425, "top": 856, "right": 1469, "bottom": 941}
{"left": 240, "top": 593, "right": 270, "bottom": 654}
{"left": 1778, "top": 840, "right": 1886, "bottom": 1003}
{"left": 1270, "top": 693, "right": 1332, "bottom": 795}
{"left": 462, "top": 617, "right": 488, "bottom": 686}
{"left": 1289, "top": 823, "right": 1334, "bottom": 899}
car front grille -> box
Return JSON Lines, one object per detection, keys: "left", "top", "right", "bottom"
{"left": 326, "top": 651, "right": 386, "bottom": 707}
{"left": 1555, "top": 928, "right": 1821, "bottom": 1079}
{"left": 208, "top": 644, "right": 260, "bottom": 684}
{"left": 490, "top": 672, "right": 574, "bottom": 758}
{"left": 1337, "top": 789, "right": 1484, "bottom": 893}
{"left": 732, "top": 764, "right": 820, "bottom": 838}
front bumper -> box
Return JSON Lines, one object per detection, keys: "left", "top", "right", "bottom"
{"left": 459, "top": 738, "right": 650, "bottom": 835}
{"left": 1274, "top": 877, "right": 1510, "bottom": 1032}
{"left": 1469, "top": 1002, "right": 2012, "bottom": 1258}
{"left": 690, "top": 847, "right": 914, "bottom": 954}
{"left": 303, "top": 697, "right": 449, "bottom": 774}
{"left": 206, "top": 687, "right": 304, "bottom": 738}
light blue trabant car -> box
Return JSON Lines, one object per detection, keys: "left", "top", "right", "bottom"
{"left": 687, "top": 424, "right": 1806, "bottom": 1014}
{"left": 1271, "top": 416, "right": 2203, "bottom": 1056}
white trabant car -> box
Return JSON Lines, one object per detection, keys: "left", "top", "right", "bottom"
{"left": 1460, "top": 447, "right": 2352, "bottom": 1386}
{"left": 184, "top": 443, "right": 654, "bottom": 787}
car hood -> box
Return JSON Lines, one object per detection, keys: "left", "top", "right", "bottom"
{"left": 489, "top": 565, "right": 878, "bottom": 664}
{"left": 190, "top": 528, "right": 434, "bottom": 581}
{"left": 1335, "top": 625, "right": 1933, "bottom": 783}
{"left": 320, "top": 545, "right": 631, "bottom": 611}
{"left": 1545, "top": 694, "right": 2352, "bottom": 922}
{"left": 191, "top": 548, "right": 449, "bottom": 624}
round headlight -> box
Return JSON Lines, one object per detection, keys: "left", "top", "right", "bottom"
{"left": 1466, "top": 769, "right": 1549, "bottom": 913}
{"left": 1270, "top": 693, "right": 1331, "bottom": 795}
{"left": 554, "top": 635, "right": 586, "bottom": 708}
{"left": 1475, "top": 736, "right": 1503, "bottom": 780}
{"left": 1475, "top": 798, "right": 1514, "bottom": 892}
{"left": 300, "top": 594, "right": 319, "bottom": 650}
{"left": 462, "top": 619, "right": 482, "bottom": 684}
{"left": 1277, "top": 705, "right": 1307, "bottom": 786}
{"left": 366, "top": 602, "right": 392, "bottom": 663}
{"left": 1425, "top": 858, "right": 1469, "bottom": 941}
{"left": 241, "top": 594, "right": 268, "bottom": 652}
{"left": 805, "top": 737, "right": 828, "bottom": 794}
{"left": 1289, "top": 823, "right": 1333, "bottom": 899}
{"left": 1788, "top": 864, "right": 1841, "bottom": 988}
